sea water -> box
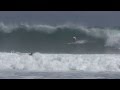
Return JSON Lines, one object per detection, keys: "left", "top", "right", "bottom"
{"left": 0, "top": 23, "right": 120, "bottom": 78}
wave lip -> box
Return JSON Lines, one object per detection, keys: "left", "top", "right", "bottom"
{"left": 0, "top": 52, "right": 120, "bottom": 72}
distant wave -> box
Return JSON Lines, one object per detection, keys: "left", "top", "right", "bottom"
{"left": 0, "top": 52, "right": 120, "bottom": 72}
{"left": 0, "top": 23, "right": 120, "bottom": 53}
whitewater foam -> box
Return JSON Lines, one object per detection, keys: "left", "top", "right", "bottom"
{"left": 0, "top": 52, "right": 120, "bottom": 72}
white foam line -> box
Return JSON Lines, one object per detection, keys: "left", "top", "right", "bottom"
{"left": 0, "top": 52, "right": 120, "bottom": 72}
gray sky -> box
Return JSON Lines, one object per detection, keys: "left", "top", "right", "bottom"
{"left": 0, "top": 11, "right": 120, "bottom": 27}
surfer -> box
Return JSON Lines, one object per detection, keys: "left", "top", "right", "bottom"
{"left": 67, "top": 36, "right": 77, "bottom": 45}
{"left": 29, "top": 52, "right": 33, "bottom": 56}
{"left": 73, "top": 36, "right": 77, "bottom": 42}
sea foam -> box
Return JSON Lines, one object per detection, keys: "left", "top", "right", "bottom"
{"left": 0, "top": 52, "right": 120, "bottom": 72}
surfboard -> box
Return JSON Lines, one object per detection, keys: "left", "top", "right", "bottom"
{"left": 67, "top": 40, "right": 87, "bottom": 45}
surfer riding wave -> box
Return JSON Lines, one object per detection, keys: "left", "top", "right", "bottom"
{"left": 73, "top": 36, "right": 77, "bottom": 42}
{"left": 67, "top": 36, "right": 88, "bottom": 45}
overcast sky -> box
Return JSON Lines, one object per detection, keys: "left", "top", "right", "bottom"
{"left": 0, "top": 11, "right": 120, "bottom": 27}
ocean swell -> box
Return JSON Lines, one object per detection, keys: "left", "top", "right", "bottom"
{"left": 0, "top": 23, "right": 120, "bottom": 53}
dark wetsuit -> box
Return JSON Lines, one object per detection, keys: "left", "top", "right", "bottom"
{"left": 73, "top": 37, "right": 77, "bottom": 42}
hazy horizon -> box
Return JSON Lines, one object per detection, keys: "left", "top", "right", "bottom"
{"left": 0, "top": 11, "right": 120, "bottom": 27}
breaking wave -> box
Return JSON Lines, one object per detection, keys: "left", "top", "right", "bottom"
{"left": 0, "top": 23, "right": 120, "bottom": 53}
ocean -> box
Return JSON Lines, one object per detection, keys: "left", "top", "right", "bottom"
{"left": 0, "top": 23, "right": 120, "bottom": 79}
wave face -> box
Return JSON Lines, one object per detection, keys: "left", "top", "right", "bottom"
{"left": 0, "top": 23, "right": 120, "bottom": 53}
{"left": 0, "top": 52, "right": 120, "bottom": 72}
